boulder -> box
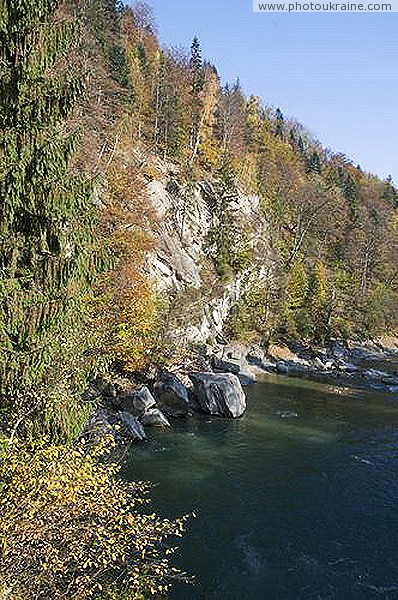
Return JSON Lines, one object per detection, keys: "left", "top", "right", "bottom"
{"left": 118, "top": 412, "right": 147, "bottom": 441}
{"left": 276, "top": 361, "right": 289, "bottom": 374}
{"left": 140, "top": 408, "right": 171, "bottom": 428}
{"left": 189, "top": 372, "right": 246, "bottom": 418}
{"left": 336, "top": 361, "right": 358, "bottom": 373}
{"left": 153, "top": 372, "right": 190, "bottom": 417}
{"left": 330, "top": 341, "right": 348, "bottom": 359}
{"left": 237, "top": 372, "right": 257, "bottom": 386}
{"left": 213, "top": 344, "right": 257, "bottom": 385}
{"left": 314, "top": 357, "right": 327, "bottom": 370}
{"left": 212, "top": 356, "right": 241, "bottom": 375}
{"left": 246, "top": 345, "right": 269, "bottom": 370}
{"left": 223, "top": 344, "right": 247, "bottom": 361}
{"left": 119, "top": 386, "right": 156, "bottom": 416}
{"left": 247, "top": 344, "right": 266, "bottom": 363}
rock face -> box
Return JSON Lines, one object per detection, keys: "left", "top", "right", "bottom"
{"left": 153, "top": 372, "right": 190, "bottom": 417}
{"left": 189, "top": 372, "right": 246, "bottom": 418}
{"left": 119, "top": 386, "right": 156, "bottom": 416}
{"left": 147, "top": 176, "right": 270, "bottom": 347}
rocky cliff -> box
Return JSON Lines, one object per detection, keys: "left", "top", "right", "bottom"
{"left": 144, "top": 164, "right": 272, "bottom": 349}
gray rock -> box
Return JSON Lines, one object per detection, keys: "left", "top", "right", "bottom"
{"left": 95, "top": 378, "right": 117, "bottom": 398}
{"left": 287, "top": 362, "right": 308, "bottom": 376}
{"left": 83, "top": 408, "right": 114, "bottom": 438}
{"left": 119, "top": 386, "right": 156, "bottom": 416}
{"left": 314, "top": 357, "right": 327, "bottom": 370}
{"left": 154, "top": 372, "right": 189, "bottom": 417}
{"left": 330, "top": 341, "right": 348, "bottom": 359}
{"left": 381, "top": 375, "right": 398, "bottom": 385}
{"left": 189, "top": 372, "right": 246, "bottom": 418}
{"left": 140, "top": 408, "right": 171, "bottom": 428}
{"left": 223, "top": 344, "right": 247, "bottom": 361}
{"left": 337, "top": 361, "right": 358, "bottom": 373}
{"left": 247, "top": 345, "right": 266, "bottom": 364}
{"left": 214, "top": 344, "right": 255, "bottom": 379}
{"left": 238, "top": 372, "right": 257, "bottom": 386}
{"left": 118, "top": 412, "right": 147, "bottom": 441}
{"left": 276, "top": 361, "right": 289, "bottom": 374}
{"left": 365, "top": 368, "right": 388, "bottom": 379}
{"left": 213, "top": 357, "right": 241, "bottom": 375}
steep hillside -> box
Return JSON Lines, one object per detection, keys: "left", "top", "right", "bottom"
{"left": 94, "top": 0, "right": 398, "bottom": 368}
{"left": 1, "top": 0, "right": 397, "bottom": 438}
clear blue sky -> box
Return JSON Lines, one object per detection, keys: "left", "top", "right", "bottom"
{"left": 141, "top": 1, "right": 397, "bottom": 183}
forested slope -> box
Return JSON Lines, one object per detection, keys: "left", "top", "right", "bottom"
{"left": 0, "top": 1, "right": 397, "bottom": 597}
{"left": 1, "top": 0, "right": 397, "bottom": 438}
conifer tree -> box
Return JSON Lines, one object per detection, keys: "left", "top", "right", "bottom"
{"left": 308, "top": 261, "right": 329, "bottom": 341}
{"left": 344, "top": 172, "right": 359, "bottom": 221}
{"left": 275, "top": 107, "right": 284, "bottom": 137}
{"left": 0, "top": 0, "right": 104, "bottom": 439}
{"left": 307, "top": 150, "right": 321, "bottom": 174}
{"left": 189, "top": 36, "right": 204, "bottom": 161}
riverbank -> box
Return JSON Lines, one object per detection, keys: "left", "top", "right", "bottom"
{"left": 82, "top": 337, "right": 398, "bottom": 445}
{"left": 206, "top": 336, "right": 398, "bottom": 393}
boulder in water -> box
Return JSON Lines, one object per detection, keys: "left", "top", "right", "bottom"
{"left": 118, "top": 411, "right": 147, "bottom": 441}
{"left": 119, "top": 386, "right": 156, "bottom": 416}
{"left": 140, "top": 408, "right": 171, "bottom": 428}
{"left": 153, "top": 371, "right": 189, "bottom": 417}
{"left": 189, "top": 372, "right": 246, "bottom": 418}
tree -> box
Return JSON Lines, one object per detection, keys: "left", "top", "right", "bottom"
{"left": 307, "top": 150, "right": 321, "bottom": 174}
{"left": 151, "top": 50, "right": 184, "bottom": 160}
{"left": 0, "top": 0, "right": 105, "bottom": 439}
{"left": 131, "top": 0, "right": 157, "bottom": 36}
{"left": 275, "top": 107, "right": 284, "bottom": 137}
{"left": 283, "top": 259, "right": 309, "bottom": 337}
{"left": 189, "top": 36, "right": 204, "bottom": 162}
{"left": 204, "top": 162, "right": 252, "bottom": 282}
{"left": 198, "top": 63, "right": 221, "bottom": 169}
{"left": 308, "top": 261, "right": 329, "bottom": 341}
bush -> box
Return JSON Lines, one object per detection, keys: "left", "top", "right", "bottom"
{"left": 0, "top": 436, "right": 190, "bottom": 599}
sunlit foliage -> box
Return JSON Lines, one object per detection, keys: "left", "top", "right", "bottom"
{"left": 0, "top": 435, "right": 190, "bottom": 599}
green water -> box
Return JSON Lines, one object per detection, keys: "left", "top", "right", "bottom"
{"left": 124, "top": 374, "right": 398, "bottom": 599}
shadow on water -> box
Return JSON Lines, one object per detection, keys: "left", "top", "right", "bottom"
{"left": 123, "top": 374, "right": 398, "bottom": 600}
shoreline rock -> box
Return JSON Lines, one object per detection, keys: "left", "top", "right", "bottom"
{"left": 189, "top": 372, "right": 247, "bottom": 418}
{"left": 242, "top": 339, "right": 398, "bottom": 392}
{"left": 153, "top": 371, "right": 190, "bottom": 417}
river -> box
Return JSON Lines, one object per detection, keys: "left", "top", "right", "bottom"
{"left": 124, "top": 373, "right": 398, "bottom": 600}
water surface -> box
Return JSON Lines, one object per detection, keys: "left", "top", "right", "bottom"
{"left": 124, "top": 374, "right": 398, "bottom": 599}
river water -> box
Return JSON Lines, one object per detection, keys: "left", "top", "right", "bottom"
{"left": 124, "top": 374, "right": 398, "bottom": 600}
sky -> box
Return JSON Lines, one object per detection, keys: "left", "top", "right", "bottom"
{"left": 140, "top": 0, "right": 397, "bottom": 183}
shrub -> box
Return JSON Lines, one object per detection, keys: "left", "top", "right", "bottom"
{"left": 0, "top": 435, "right": 190, "bottom": 599}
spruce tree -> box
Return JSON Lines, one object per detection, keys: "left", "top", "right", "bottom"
{"left": 307, "top": 150, "right": 321, "bottom": 174}
{"left": 189, "top": 36, "right": 204, "bottom": 160}
{"left": 344, "top": 173, "right": 359, "bottom": 222}
{"left": 0, "top": 0, "right": 104, "bottom": 439}
{"left": 275, "top": 107, "right": 284, "bottom": 137}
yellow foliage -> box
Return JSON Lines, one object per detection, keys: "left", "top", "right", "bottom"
{"left": 91, "top": 150, "right": 162, "bottom": 373}
{"left": 200, "top": 139, "right": 222, "bottom": 172}
{"left": 232, "top": 153, "right": 258, "bottom": 193}
{"left": 0, "top": 436, "right": 190, "bottom": 599}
